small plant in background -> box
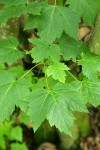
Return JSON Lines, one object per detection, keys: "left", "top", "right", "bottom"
{"left": 0, "top": 119, "right": 28, "bottom": 150}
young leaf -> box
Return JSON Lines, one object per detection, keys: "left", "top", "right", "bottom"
{"left": 26, "top": 4, "right": 80, "bottom": 42}
{"left": 0, "top": 136, "right": 6, "bottom": 149}
{"left": 11, "top": 143, "right": 28, "bottom": 150}
{"left": 46, "top": 63, "right": 69, "bottom": 83}
{"left": 0, "top": 70, "right": 31, "bottom": 123}
{"left": 0, "top": 37, "right": 23, "bottom": 64}
{"left": 78, "top": 53, "right": 100, "bottom": 81}
{"left": 67, "top": 0, "right": 100, "bottom": 24}
{"left": 82, "top": 80, "right": 100, "bottom": 106}
{"left": 9, "top": 126, "right": 23, "bottom": 142}
{"left": 29, "top": 38, "right": 61, "bottom": 63}
{"left": 59, "top": 34, "right": 88, "bottom": 61}
{"left": 28, "top": 81, "right": 87, "bottom": 135}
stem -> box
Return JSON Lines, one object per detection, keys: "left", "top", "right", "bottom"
{"left": 66, "top": 70, "right": 78, "bottom": 81}
{"left": 55, "top": 0, "right": 56, "bottom": 5}
{"left": 56, "top": 0, "right": 64, "bottom": 6}
{"left": 20, "top": 62, "right": 44, "bottom": 79}
{"left": 44, "top": 63, "right": 51, "bottom": 91}
{"left": 45, "top": 73, "right": 51, "bottom": 91}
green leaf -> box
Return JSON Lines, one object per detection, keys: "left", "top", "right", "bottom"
{"left": 0, "top": 1, "right": 43, "bottom": 25}
{"left": 82, "top": 80, "right": 100, "bottom": 106}
{"left": 26, "top": 2, "right": 42, "bottom": 15}
{"left": 8, "top": 65, "right": 33, "bottom": 82}
{"left": 28, "top": 89, "right": 50, "bottom": 130}
{"left": 78, "top": 53, "right": 100, "bottom": 81}
{"left": 46, "top": 63, "right": 69, "bottom": 83}
{"left": 67, "top": 0, "right": 100, "bottom": 24}
{"left": 26, "top": 4, "right": 80, "bottom": 42}
{"left": 29, "top": 38, "right": 61, "bottom": 62}
{"left": 0, "top": 136, "right": 6, "bottom": 149}
{"left": 28, "top": 88, "right": 74, "bottom": 135}
{"left": 19, "top": 112, "right": 30, "bottom": 126}
{"left": 0, "top": 37, "right": 23, "bottom": 64}
{"left": 53, "top": 82, "right": 88, "bottom": 112}
{"left": 0, "top": 0, "right": 27, "bottom": 6}
{"left": 8, "top": 66, "right": 24, "bottom": 79}
{"left": 28, "top": 81, "right": 87, "bottom": 135}
{"left": 0, "top": 5, "right": 26, "bottom": 25}
{"left": 25, "top": 15, "right": 40, "bottom": 30}
{"left": 0, "top": 121, "right": 13, "bottom": 137}
{"left": 11, "top": 143, "right": 28, "bottom": 150}
{"left": 0, "top": 70, "right": 31, "bottom": 123}
{"left": 9, "top": 126, "right": 23, "bottom": 142}
{"left": 59, "top": 34, "right": 88, "bottom": 61}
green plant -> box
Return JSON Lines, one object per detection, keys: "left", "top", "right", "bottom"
{"left": 0, "top": 120, "right": 28, "bottom": 150}
{"left": 0, "top": 0, "right": 100, "bottom": 136}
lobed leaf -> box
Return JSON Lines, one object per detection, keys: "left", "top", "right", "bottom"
{"left": 0, "top": 37, "right": 23, "bottom": 64}
{"left": 29, "top": 38, "right": 61, "bottom": 63}
{"left": 0, "top": 70, "right": 31, "bottom": 123}
{"left": 0, "top": 1, "right": 42, "bottom": 25}
{"left": 0, "top": 0, "right": 27, "bottom": 6}
{"left": 59, "top": 34, "right": 88, "bottom": 61}
{"left": 26, "top": 4, "right": 80, "bottom": 42}
{"left": 46, "top": 62, "right": 69, "bottom": 83}
{"left": 78, "top": 53, "right": 100, "bottom": 81}
{"left": 67, "top": 0, "right": 100, "bottom": 25}
{"left": 82, "top": 80, "right": 100, "bottom": 106}
{"left": 0, "top": 5, "right": 26, "bottom": 25}
{"left": 28, "top": 81, "right": 88, "bottom": 135}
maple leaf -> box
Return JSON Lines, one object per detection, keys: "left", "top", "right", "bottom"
{"left": 0, "top": 37, "right": 23, "bottom": 64}
{"left": 26, "top": 4, "right": 80, "bottom": 42}
{"left": 78, "top": 53, "right": 100, "bottom": 81}
{"left": 0, "top": 70, "right": 31, "bottom": 123}
{"left": 0, "top": 1, "right": 42, "bottom": 25}
{"left": 59, "top": 34, "right": 88, "bottom": 61}
{"left": 82, "top": 80, "right": 100, "bottom": 106}
{"left": 27, "top": 88, "right": 74, "bottom": 135}
{"left": 0, "top": 5, "right": 26, "bottom": 25}
{"left": 46, "top": 62, "right": 69, "bottom": 83}
{"left": 67, "top": 0, "right": 100, "bottom": 25}
{"left": 29, "top": 38, "right": 61, "bottom": 63}
{"left": 52, "top": 82, "right": 88, "bottom": 112}
{"left": 28, "top": 81, "right": 87, "bottom": 135}
{"left": 0, "top": 0, "right": 27, "bottom": 5}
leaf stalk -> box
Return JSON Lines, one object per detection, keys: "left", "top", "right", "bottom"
{"left": 67, "top": 70, "right": 78, "bottom": 81}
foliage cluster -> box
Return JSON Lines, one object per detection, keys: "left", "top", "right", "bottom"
{"left": 0, "top": 117, "right": 28, "bottom": 150}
